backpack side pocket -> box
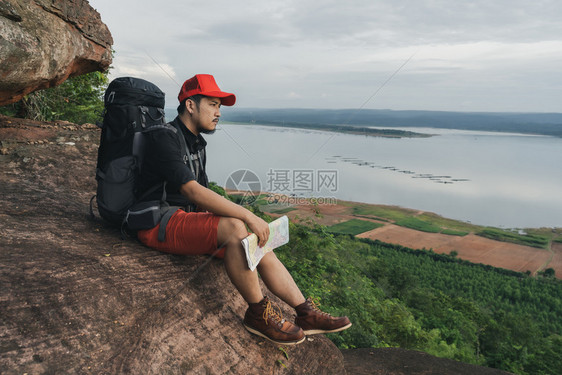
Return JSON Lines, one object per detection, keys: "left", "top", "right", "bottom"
{"left": 96, "top": 155, "right": 136, "bottom": 225}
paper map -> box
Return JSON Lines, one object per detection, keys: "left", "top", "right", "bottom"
{"left": 242, "top": 216, "right": 289, "bottom": 271}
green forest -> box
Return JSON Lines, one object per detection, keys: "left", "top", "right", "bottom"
{"left": 268, "top": 214, "right": 562, "bottom": 375}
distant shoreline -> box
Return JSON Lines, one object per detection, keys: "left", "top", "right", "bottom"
{"left": 221, "top": 120, "right": 433, "bottom": 138}
{"left": 217, "top": 108, "right": 562, "bottom": 137}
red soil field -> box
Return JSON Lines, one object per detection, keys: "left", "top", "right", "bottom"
{"left": 274, "top": 200, "right": 560, "bottom": 278}
{"left": 357, "top": 226, "right": 552, "bottom": 275}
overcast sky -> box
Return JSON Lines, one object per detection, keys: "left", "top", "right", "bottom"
{"left": 89, "top": 0, "right": 562, "bottom": 112}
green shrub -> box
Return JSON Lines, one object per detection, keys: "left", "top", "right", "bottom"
{"left": 269, "top": 207, "right": 297, "bottom": 214}
{"left": 327, "top": 219, "right": 383, "bottom": 235}
{"left": 395, "top": 217, "right": 442, "bottom": 233}
{"left": 1, "top": 71, "right": 108, "bottom": 124}
{"left": 477, "top": 228, "right": 549, "bottom": 248}
{"left": 441, "top": 229, "right": 469, "bottom": 236}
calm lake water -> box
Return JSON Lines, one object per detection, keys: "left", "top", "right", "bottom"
{"left": 204, "top": 123, "right": 562, "bottom": 229}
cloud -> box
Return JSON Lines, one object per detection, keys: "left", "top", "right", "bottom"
{"left": 178, "top": 20, "right": 297, "bottom": 46}
{"left": 90, "top": 0, "right": 562, "bottom": 112}
{"left": 110, "top": 53, "right": 178, "bottom": 85}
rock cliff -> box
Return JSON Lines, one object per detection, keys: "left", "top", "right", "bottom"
{"left": 0, "top": 115, "right": 346, "bottom": 374}
{"left": 0, "top": 0, "right": 112, "bottom": 105}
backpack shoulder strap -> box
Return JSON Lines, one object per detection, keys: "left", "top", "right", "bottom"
{"left": 143, "top": 123, "right": 178, "bottom": 134}
{"left": 167, "top": 122, "right": 207, "bottom": 187}
{"left": 167, "top": 121, "right": 189, "bottom": 165}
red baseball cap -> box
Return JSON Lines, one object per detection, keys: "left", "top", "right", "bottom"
{"left": 177, "top": 74, "right": 236, "bottom": 106}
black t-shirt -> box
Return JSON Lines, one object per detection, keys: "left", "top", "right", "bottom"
{"left": 137, "top": 116, "right": 208, "bottom": 210}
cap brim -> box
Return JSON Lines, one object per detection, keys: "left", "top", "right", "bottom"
{"left": 200, "top": 90, "right": 236, "bottom": 106}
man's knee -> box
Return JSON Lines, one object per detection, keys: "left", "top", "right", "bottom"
{"left": 218, "top": 217, "right": 248, "bottom": 245}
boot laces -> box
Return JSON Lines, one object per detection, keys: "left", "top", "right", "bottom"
{"left": 308, "top": 298, "right": 331, "bottom": 317}
{"left": 263, "top": 300, "right": 285, "bottom": 326}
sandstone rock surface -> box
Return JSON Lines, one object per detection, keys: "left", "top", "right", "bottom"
{"left": 0, "top": 115, "right": 346, "bottom": 374}
{"left": 0, "top": 0, "right": 113, "bottom": 106}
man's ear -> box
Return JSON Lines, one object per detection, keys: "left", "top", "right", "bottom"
{"left": 185, "top": 99, "right": 196, "bottom": 115}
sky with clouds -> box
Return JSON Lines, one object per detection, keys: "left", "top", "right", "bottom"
{"left": 88, "top": 0, "right": 562, "bottom": 112}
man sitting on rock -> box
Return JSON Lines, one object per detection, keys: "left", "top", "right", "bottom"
{"left": 135, "top": 74, "right": 351, "bottom": 345}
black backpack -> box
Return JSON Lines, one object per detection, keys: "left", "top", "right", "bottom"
{"left": 91, "top": 77, "right": 175, "bottom": 227}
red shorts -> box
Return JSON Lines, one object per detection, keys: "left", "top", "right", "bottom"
{"left": 137, "top": 210, "right": 225, "bottom": 258}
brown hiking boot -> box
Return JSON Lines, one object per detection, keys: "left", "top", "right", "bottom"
{"left": 243, "top": 296, "right": 305, "bottom": 345}
{"left": 295, "top": 298, "right": 352, "bottom": 335}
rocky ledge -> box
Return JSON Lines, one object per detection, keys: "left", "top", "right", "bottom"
{"left": 0, "top": 115, "right": 345, "bottom": 374}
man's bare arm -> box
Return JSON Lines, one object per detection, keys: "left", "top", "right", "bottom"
{"left": 180, "top": 180, "right": 270, "bottom": 246}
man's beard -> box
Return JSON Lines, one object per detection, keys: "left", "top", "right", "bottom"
{"left": 197, "top": 121, "right": 217, "bottom": 134}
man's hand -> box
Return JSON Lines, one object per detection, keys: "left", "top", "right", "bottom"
{"left": 246, "top": 214, "right": 270, "bottom": 247}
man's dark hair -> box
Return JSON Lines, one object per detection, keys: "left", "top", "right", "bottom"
{"left": 177, "top": 94, "right": 204, "bottom": 115}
